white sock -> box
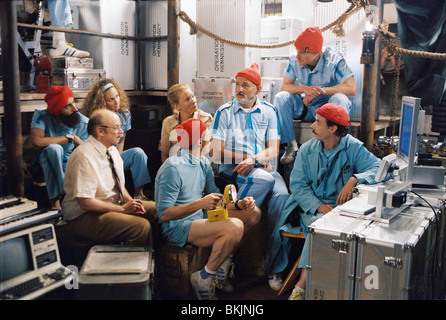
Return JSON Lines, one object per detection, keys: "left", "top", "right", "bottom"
{"left": 52, "top": 32, "right": 66, "bottom": 46}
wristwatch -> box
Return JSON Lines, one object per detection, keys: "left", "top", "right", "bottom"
{"left": 66, "top": 134, "right": 74, "bottom": 143}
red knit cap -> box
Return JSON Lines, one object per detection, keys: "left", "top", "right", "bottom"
{"left": 44, "top": 86, "right": 73, "bottom": 115}
{"left": 176, "top": 118, "right": 208, "bottom": 148}
{"left": 316, "top": 103, "right": 350, "bottom": 127}
{"left": 235, "top": 63, "right": 261, "bottom": 86}
{"left": 294, "top": 26, "right": 323, "bottom": 53}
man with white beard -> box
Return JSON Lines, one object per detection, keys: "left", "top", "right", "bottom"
{"left": 211, "top": 63, "right": 290, "bottom": 291}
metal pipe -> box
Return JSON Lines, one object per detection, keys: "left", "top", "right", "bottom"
{"left": 359, "top": 0, "right": 383, "bottom": 150}
{"left": 17, "top": 22, "right": 167, "bottom": 42}
{"left": 1, "top": 0, "right": 24, "bottom": 197}
{"left": 167, "top": 0, "right": 180, "bottom": 92}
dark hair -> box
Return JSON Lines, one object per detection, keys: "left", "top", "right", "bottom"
{"left": 326, "top": 119, "right": 349, "bottom": 137}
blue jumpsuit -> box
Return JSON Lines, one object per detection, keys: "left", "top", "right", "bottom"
{"left": 155, "top": 151, "right": 220, "bottom": 247}
{"left": 274, "top": 47, "right": 354, "bottom": 144}
{"left": 268, "top": 134, "right": 381, "bottom": 274}
{"left": 211, "top": 98, "right": 289, "bottom": 267}
{"left": 30, "top": 109, "right": 89, "bottom": 200}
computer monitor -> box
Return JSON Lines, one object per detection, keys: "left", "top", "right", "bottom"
{"left": 396, "top": 96, "right": 422, "bottom": 181}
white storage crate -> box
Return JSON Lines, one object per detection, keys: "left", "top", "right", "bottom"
{"left": 196, "top": 0, "right": 261, "bottom": 78}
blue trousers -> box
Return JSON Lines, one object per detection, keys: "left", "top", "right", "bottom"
{"left": 121, "top": 147, "right": 151, "bottom": 189}
{"left": 47, "top": 0, "right": 72, "bottom": 28}
{"left": 273, "top": 92, "right": 352, "bottom": 144}
{"left": 222, "top": 167, "right": 289, "bottom": 269}
{"left": 39, "top": 144, "right": 66, "bottom": 200}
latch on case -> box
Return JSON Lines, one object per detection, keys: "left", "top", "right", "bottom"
{"left": 332, "top": 239, "right": 349, "bottom": 253}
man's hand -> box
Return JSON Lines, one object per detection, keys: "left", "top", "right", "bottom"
{"left": 72, "top": 134, "right": 83, "bottom": 146}
{"left": 122, "top": 198, "right": 146, "bottom": 215}
{"left": 303, "top": 86, "right": 326, "bottom": 106}
{"left": 237, "top": 196, "right": 256, "bottom": 211}
{"left": 233, "top": 157, "right": 255, "bottom": 176}
{"left": 317, "top": 204, "right": 334, "bottom": 214}
{"left": 336, "top": 176, "right": 357, "bottom": 205}
{"left": 201, "top": 193, "right": 224, "bottom": 210}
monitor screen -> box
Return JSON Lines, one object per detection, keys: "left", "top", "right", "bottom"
{"left": 396, "top": 96, "right": 421, "bottom": 181}
{"left": 399, "top": 104, "right": 414, "bottom": 159}
{"left": 0, "top": 235, "right": 33, "bottom": 283}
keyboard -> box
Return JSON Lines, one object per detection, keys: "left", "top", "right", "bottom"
{"left": 0, "top": 198, "right": 38, "bottom": 220}
{"left": 0, "top": 208, "right": 62, "bottom": 236}
{"left": 0, "top": 267, "right": 72, "bottom": 300}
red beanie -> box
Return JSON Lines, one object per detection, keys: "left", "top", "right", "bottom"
{"left": 316, "top": 103, "right": 350, "bottom": 127}
{"left": 236, "top": 63, "right": 261, "bottom": 86}
{"left": 45, "top": 86, "right": 73, "bottom": 115}
{"left": 176, "top": 118, "right": 208, "bottom": 148}
{"left": 294, "top": 26, "right": 323, "bottom": 53}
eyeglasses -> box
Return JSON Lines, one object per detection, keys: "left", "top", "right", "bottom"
{"left": 99, "top": 125, "right": 122, "bottom": 132}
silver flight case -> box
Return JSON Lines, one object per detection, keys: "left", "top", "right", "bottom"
{"left": 306, "top": 209, "right": 371, "bottom": 300}
{"left": 53, "top": 68, "right": 106, "bottom": 91}
{"left": 353, "top": 210, "right": 432, "bottom": 300}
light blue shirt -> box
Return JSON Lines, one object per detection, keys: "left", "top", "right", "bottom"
{"left": 290, "top": 134, "right": 381, "bottom": 216}
{"left": 283, "top": 47, "right": 354, "bottom": 105}
{"left": 155, "top": 150, "right": 220, "bottom": 246}
{"left": 211, "top": 98, "right": 280, "bottom": 173}
{"left": 31, "top": 108, "right": 89, "bottom": 161}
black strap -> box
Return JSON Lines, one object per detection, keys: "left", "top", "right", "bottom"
{"left": 296, "top": 103, "right": 308, "bottom": 121}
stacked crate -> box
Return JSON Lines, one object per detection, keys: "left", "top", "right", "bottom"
{"left": 52, "top": 57, "right": 106, "bottom": 92}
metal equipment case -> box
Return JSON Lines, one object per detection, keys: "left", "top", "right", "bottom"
{"left": 353, "top": 212, "right": 432, "bottom": 300}
{"left": 77, "top": 245, "right": 154, "bottom": 300}
{"left": 306, "top": 209, "right": 371, "bottom": 300}
{"left": 52, "top": 68, "right": 106, "bottom": 91}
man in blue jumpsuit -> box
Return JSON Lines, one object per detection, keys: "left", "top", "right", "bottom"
{"left": 268, "top": 103, "right": 381, "bottom": 300}
{"left": 155, "top": 118, "right": 261, "bottom": 300}
{"left": 30, "top": 86, "right": 89, "bottom": 209}
{"left": 274, "top": 26, "right": 357, "bottom": 164}
{"left": 211, "top": 63, "right": 290, "bottom": 290}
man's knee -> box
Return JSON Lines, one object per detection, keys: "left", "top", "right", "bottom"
{"left": 328, "top": 94, "right": 352, "bottom": 113}
{"left": 127, "top": 218, "right": 152, "bottom": 246}
{"left": 225, "top": 218, "right": 244, "bottom": 243}
{"left": 42, "top": 144, "right": 64, "bottom": 158}
{"left": 273, "top": 91, "right": 292, "bottom": 110}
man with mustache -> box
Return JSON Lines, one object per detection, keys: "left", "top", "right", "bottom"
{"left": 268, "top": 103, "right": 381, "bottom": 300}
{"left": 211, "top": 63, "right": 290, "bottom": 290}
{"left": 30, "top": 86, "right": 89, "bottom": 209}
{"left": 274, "top": 26, "right": 357, "bottom": 164}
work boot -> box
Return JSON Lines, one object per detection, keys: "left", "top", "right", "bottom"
{"left": 280, "top": 140, "right": 298, "bottom": 164}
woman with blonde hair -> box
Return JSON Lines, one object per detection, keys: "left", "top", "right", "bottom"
{"left": 81, "top": 78, "right": 151, "bottom": 199}
{"left": 159, "top": 84, "right": 213, "bottom": 162}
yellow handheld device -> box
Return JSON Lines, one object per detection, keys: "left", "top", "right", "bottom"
{"left": 207, "top": 185, "right": 237, "bottom": 222}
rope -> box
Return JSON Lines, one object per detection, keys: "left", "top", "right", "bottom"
{"left": 177, "top": 2, "right": 362, "bottom": 49}
{"left": 378, "top": 22, "right": 446, "bottom": 60}
{"left": 177, "top": 3, "right": 446, "bottom": 61}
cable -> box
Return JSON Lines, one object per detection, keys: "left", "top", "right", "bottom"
{"left": 409, "top": 189, "right": 442, "bottom": 299}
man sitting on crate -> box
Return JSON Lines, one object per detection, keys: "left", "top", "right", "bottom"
{"left": 268, "top": 103, "right": 381, "bottom": 300}
{"left": 30, "top": 86, "right": 89, "bottom": 209}
{"left": 210, "top": 63, "right": 290, "bottom": 290}
{"left": 62, "top": 109, "right": 157, "bottom": 247}
{"left": 155, "top": 118, "right": 261, "bottom": 300}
